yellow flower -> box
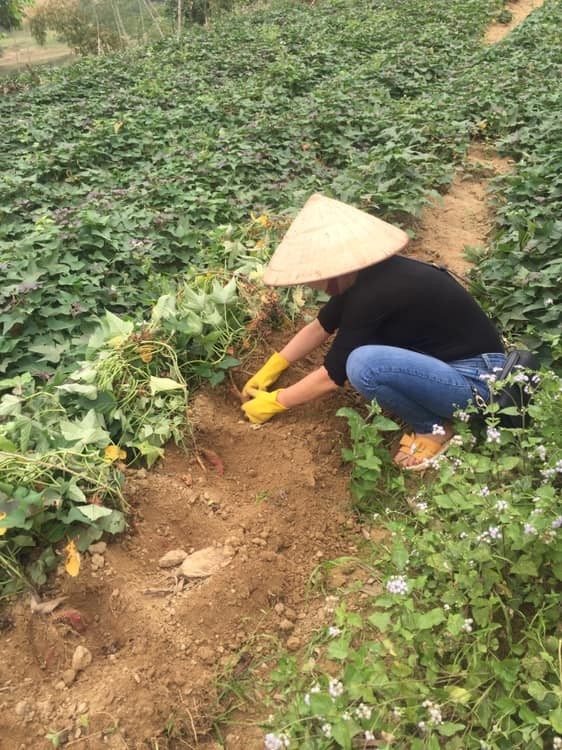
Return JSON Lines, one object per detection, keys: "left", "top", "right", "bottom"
{"left": 0, "top": 512, "right": 7, "bottom": 536}
{"left": 250, "top": 212, "right": 270, "bottom": 227}
{"left": 114, "top": 121, "right": 123, "bottom": 135}
{"left": 64, "top": 539, "right": 80, "bottom": 577}
{"left": 138, "top": 344, "right": 153, "bottom": 363}
{"left": 104, "top": 445, "right": 127, "bottom": 463}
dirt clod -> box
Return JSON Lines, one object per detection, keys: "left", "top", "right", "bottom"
{"left": 158, "top": 549, "right": 189, "bottom": 568}
{"left": 71, "top": 646, "right": 92, "bottom": 672}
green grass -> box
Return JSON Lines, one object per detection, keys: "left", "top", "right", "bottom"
{"left": 0, "top": 28, "right": 73, "bottom": 74}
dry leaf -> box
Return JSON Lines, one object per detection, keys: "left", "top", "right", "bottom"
{"left": 30, "top": 594, "right": 68, "bottom": 615}
{"left": 0, "top": 511, "right": 7, "bottom": 536}
{"left": 104, "top": 444, "right": 127, "bottom": 463}
{"left": 138, "top": 344, "right": 153, "bottom": 363}
{"left": 64, "top": 539, "right": 81, "bottom": 577}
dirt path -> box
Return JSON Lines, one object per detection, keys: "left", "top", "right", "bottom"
{"left": 0, "top": 2, "right": 545, "bottom": 749}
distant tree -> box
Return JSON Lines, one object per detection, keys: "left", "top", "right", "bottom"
{"left": 165, "top": 0, "right": 233, "bottom": 28}
{"left": 0, "top": 0, "right": 32, "bottom": 31}
{"left": 28, "top": 0, "right": 125, "bottom": 54}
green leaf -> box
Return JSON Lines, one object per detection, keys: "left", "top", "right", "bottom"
{"left": 149, "top": 376, "right": 186, "bottom": 395}
{"left": 151, "top": 294, "right": 177, "bottom": 326}
{"left": 511, "top": 555, "right": 539, "bottom": 577}
{"left": 331, "top": 719, "right": 354, "bottom": 749}
{"left": 527, "top": 681, "right": 548, "bottom": 702}
{"left": 327, "top": 638, "right": 350, "bottom": 660}
{"left": 96, "top": 510, "right": 126, "bottom": 535}
{"left": 76, "top": 504, "right": 113, "bottom": 522}
{"left": 414, "top": 607, "right": 446, "bottom": 630}
{"left": 56, "top": 383, "right": 99, "bottom": 400}
{"left": 59, "top": 409, "right": 109, "bottom": 449}
{"left": 368, "top": 611, "right": 392, "bottom": 632}
{"left": 437, "top": 722, "right": 465, "bottom": 736}
{"left": 550, "top": 707, "right": 562, "bottom": 733}
{"left": 391, "top": 543, "right": 409, "bottom": 570}
{"left": 0, "top": 436, "right": 17, "bottom": 452}
{"left": 446, "top": 686, "right": 471, "bottom": 705}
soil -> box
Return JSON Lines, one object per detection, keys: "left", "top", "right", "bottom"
{"left": 0, "top": 3, "right": 544, "bottom": 749}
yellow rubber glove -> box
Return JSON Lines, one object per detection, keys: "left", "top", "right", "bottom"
{"left": 241, "top": 388, "right": 288, "bottom": 424}
{"left": 242, "top": 352, "right": 289, "bottom": 398}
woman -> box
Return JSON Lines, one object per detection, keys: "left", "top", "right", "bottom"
{"left": 241, "top": 194, "right": 506, "bottom": 470}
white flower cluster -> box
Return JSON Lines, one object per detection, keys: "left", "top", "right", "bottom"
{"left": 422, "top": 699, "right": 443, "bottom": 726}
{"left": 432, "top": 424, "right": 446, "bottom": 436}
{"left": 264, "top": 732, "right": 290, "bottom": 750}
{"left": 462, "top": 617, "right": 474, "bottom": 633}
{"left": 355, "top": 703, "right": 372, "bottom": 720}
{"left": 304, "top": 684, "right": 320, "bottom": 705}
{"left": 495, "top": 500, "right": 509, "bottom": 512}
{"left": 541, "top": 459, "right": 562, "bottom": 480}
{"left": 328, "top": 626, "right": 342, "bottom": 637}
{"left": 476, "top": 526, "right": 500, "bottom": 544}
{"left": 329, "top": 679, "right": 344, "bottom": 698}
{"left": 386, "top": 575, "right": 409, "bottom": 595}
{"left": 486, "top": 426, "right": 501, "bottom": 444}
{"left": 553, "top": 736, "right": 562, "bottom": 748}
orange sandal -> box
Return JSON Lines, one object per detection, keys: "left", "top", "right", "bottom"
{"left": 395, "top": 432, "right": 453, "bottom": 472}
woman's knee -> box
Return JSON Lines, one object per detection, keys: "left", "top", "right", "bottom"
{"left": 346, "top": 346, "right": 380, "bottom": 391}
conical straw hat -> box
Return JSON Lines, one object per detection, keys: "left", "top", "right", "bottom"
{"left": 263, "top": 194, "right": 409, "bottom": 286}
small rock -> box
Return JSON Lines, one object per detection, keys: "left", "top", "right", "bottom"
{"left": 286, "top": 636, "right": 301, "bottom": 652}
{"left": 90, "top": 553, "right": 105, "bottom": 570}
{"left": 198, "top": 646, "right": 215, "bottom": 665}
{"left": 158, "top": 549, "right": 188, "bottom": 569}
{"left": 274, "top": 603, "right": 285, "bottom": 616}
{"left": 89, "top": 541, "right": 107, "bottom": 555}
{"left": 72, "top": 645, "right": 92, "bottom": 672}
{"left": 179, "top": 546, "right": 233, "bottom": 579}
{"left": 62, "top": 669, "right": 77, "bottom": 687}
{"left": 279, "top": 619, "right": 294, "bottom": 633}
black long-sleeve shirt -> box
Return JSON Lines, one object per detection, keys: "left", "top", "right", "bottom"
{"left": 317, "top": 256, "right": 504, "bottom": 386}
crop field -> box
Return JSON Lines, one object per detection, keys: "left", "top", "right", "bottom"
{"left": 0, "top": 0, "right": 561, "bottom": 747}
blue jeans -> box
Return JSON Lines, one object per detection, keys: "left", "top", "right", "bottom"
{"left": 345, "top": 346, "right": 507, "bottom": 433}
